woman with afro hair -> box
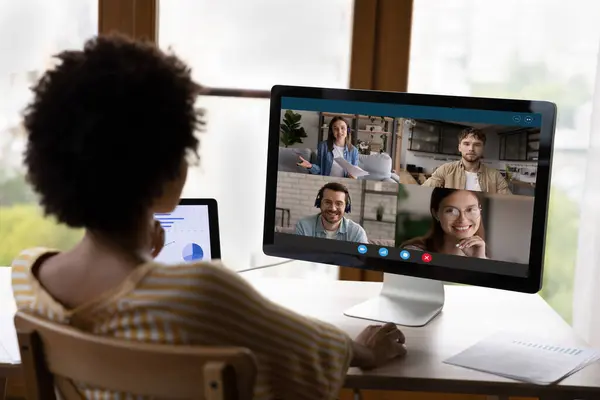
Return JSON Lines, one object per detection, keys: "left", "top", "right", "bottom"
{"left": 11, "top": 34, "right": 406, "bottom": 399}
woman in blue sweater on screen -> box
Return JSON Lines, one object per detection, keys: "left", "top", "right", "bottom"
{"left": 297, "top": 116, "right": 360, "bottom": 178}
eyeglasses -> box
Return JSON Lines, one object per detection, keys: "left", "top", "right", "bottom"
{"left": 441, "top": 206, "right": 481, "bottom": 220}
{"left": 322, "top": 199, "right": 345, "bottom": 208}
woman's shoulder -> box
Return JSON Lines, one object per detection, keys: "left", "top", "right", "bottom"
{"left": 11, "top": 247, "right": 58, "bottom": 276}
{"left": 11, "top": 247, "right": 57, "bottom": 264}
{"left": 11, "top": 247, "right": 60, "bottom": 314}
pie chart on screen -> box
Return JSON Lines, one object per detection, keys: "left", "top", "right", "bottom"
{"left": 182, "top": 243, "right": 204, "bottom": 262}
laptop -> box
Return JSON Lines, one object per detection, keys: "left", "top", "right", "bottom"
{"left": 153, "top": 198, "right": 221, "bottom": 264}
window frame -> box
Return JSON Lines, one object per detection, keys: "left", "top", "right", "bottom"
{"left": 102, "top": 0, "right": 415, "bottom": 282}
{"left": 99, "top": 0, "right": 158, "bottom": 41}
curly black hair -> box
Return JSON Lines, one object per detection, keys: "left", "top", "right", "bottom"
{"left": 23, "top": 34, "right": 202, "bottom": 233}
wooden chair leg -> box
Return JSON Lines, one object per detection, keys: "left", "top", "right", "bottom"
{"left": 0, "top": 377, "right": 7, "bottom": 400}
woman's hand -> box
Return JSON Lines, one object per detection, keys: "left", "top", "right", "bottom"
{"left": 297, "top": 156, "right": 312, "bottom": 169}
{"left": 458, "top": 235, "right": 486, "bottom": 258}
{"left": 149, "top": 219, "right": 165, "bottom": 258}
{"left": 351, "top": 322, "right": 407, "bottom": 369}
{"left": 348, "top": 174, "right": 356, "bottom": 179}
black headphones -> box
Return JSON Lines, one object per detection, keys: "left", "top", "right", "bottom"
{"left": 314, "top": 183, "right": 352, "bottom": 213}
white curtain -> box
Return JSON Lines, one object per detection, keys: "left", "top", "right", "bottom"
{"left": 572, "top": 43, "right": 600, "bottom": 348}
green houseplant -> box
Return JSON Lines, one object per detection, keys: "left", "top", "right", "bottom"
{"left": 280, "top": 110, "right": 308, "bottom": 147}
{"left": 380, "top": 134, "right": 388, "bottom": 153}
{"left": 368, "top": 115, "right": 387, "bottom": 124}
{"left": 504, "top": 166, "right": 513, "bottom": 181}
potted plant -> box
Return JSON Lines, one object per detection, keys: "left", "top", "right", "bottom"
{"left": 357, "top": 139, "right": 371, "bottom": 155}
{"left": 380, "top": 134, "right": 388, "bottom": 153}
{"left": 504, "top": 166, "right": 513, "bottom": 181}
{"left": 375, "top": 204, "right": 385, "bottom": 221}
{"left": 279, "top": 110, "right": 308, "bottom": 147}
{"left": 504, "top": 166, "right": 514, "bottom": 191}
{"left": 368, "top": 115, "right": 387, "bottom": 124}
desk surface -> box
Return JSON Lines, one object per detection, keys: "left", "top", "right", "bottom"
{"left": 1, "top": 268, "right": 599, "bottom": 397}
{"left": 0, "top": 269, "right": 18, "bottom": 378}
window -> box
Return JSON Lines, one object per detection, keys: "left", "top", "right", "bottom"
{"left": 0, "top": 0, "right": 98, "bottom": 267}
{"left": 159, "top": 0, "right": 355, "bottom": 278}
{"left": 408, "top": 0, "right": 600, "bottom": 322}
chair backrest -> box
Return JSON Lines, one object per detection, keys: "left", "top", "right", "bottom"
{"left": 14, "top": 312, "right": 258, "bottom": 400}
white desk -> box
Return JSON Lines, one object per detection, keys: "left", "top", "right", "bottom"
{"left": 2, "top": 268, "right": 600, "bottom": 399}
{"left": 0, "top": 268, "right": 18, "bottom": 399}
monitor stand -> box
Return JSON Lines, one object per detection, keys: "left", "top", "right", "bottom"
{"left": 343, "top": 273, "right": 444, "bottom": 327}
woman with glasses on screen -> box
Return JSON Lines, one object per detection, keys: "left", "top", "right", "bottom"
{"left": 401, "top": 188, "right": 487, "bottom": 258}
{"left": 297, "top": 115, "right": 360, "bottom": 178}
{"left": 10, "top": 34, "right": 406, "bottom": 400}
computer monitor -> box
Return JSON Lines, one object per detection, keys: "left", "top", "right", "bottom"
{"left": 154, "top": 198, "right": 221, "bottom": 264}
{"left": 263, "top": 85, "right": 556, "bottom": 327}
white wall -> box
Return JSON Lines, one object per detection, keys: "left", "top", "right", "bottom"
{"left": 182, "top": 97, "right": 270, "bottom": 271}
{"left": 485, "top": 195, "right": 534, "bottom": 264}
{"left": 276, "top": 172, "right": 398, "bottom": 241}
{"left": 396, "top": 182, "right": 433, "bottom": 216}
{"left": 280, "top": 110, "right": 321, "bottom": 150}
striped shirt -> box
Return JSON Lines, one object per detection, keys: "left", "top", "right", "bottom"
{"left": 11, "top": 247, "right": 353, "bottom": 400}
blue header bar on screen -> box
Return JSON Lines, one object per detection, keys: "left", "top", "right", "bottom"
{"left": 281, "top": 97, "right": 542, "bottom": 127}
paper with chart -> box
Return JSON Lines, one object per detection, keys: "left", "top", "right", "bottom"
{"left": 154, "top": 205, "right": 212, "bottom": 264}
{"left": 333, "top": 157, "right": 369, "bottom": 177}
{"left": 444, "top": 331, "right": 600, "bottom": 385}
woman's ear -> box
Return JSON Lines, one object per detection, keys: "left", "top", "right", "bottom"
{"left": 431, "top": 208, "right": 439, "bottom": 221}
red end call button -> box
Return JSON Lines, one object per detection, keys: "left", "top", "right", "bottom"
{"left": 422, "top": 253, "right": 432, "bottom": 263}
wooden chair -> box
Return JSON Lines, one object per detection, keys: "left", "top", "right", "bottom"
{"left": 14, "top": 312, "right": 257, "bottom": 400}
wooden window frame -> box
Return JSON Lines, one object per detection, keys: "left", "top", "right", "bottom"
{"left": 99, "top": 0, "right": 158, "bottom": 42}
{"left": 98, "top": 0, "right": 414, "bottom": 283}
{"left": 343, "top": 0, "right": 414, "bottom": 282}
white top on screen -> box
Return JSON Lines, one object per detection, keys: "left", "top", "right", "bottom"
{"left": 330, "top": 145, "right": 345, "bottom": 177}
{"left": 153, "top": 205, "right": 212, "bottom": 264}
{"left": 465, "top": 171, "right": 482, "bottom": 191}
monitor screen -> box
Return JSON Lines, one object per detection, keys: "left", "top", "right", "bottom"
{"left": 264, "top": 86, "right": 555, "bottom": 293}
{"left": 153, "top": 201, "right": 219, "bottom": 264}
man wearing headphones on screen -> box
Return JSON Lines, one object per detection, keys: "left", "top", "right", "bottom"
{"left": 295, "top": 182, "right": 369, "bottom": 243}
{"left": 422, "top": 127, "right": 512, "bottom": 194}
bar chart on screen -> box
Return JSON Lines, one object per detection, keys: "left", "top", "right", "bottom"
{"left": 153, "top": 205, "right": 212, "bottom": 264}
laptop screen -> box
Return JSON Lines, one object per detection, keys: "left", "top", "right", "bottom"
{"left": 153, "top": 204, "right": 213, "bottom": 264}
